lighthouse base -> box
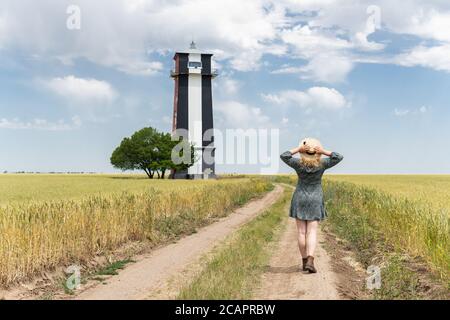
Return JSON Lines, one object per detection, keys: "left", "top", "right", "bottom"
{"left": 169, "top": 171, "right": 217, "bottom": 180}
{"left": 169, "top": 171, "right": 189, "bottom": 179}
{"left": 189, "top": 173, "right": 217, "bottom": 180}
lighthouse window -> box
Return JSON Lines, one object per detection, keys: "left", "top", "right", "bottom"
{"left": 188, "top": 61, "right": 202, "bottom": 69}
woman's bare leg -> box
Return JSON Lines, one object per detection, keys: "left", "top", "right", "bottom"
{"left": 295, "top": 219, "right": 307, "bottom": 258}
{"left": 306, "top": 220, "right": 319, "bottom": 257}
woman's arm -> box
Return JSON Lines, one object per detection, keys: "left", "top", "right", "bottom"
{"left": 314, "top": 146, "right": 343, "bottom": 169}
{"left": 289, "top": 145, "right": 304, "bottom": 155}
{"left": 280, "top": 145, "right": 305, "bottom": 170}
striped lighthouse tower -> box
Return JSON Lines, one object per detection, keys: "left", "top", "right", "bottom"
{"left": 170, "top": 42, "right": 218, "bottom": 179}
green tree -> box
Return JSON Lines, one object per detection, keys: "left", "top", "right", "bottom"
{"left": 166, "top": 134, "right": 197, "bottom": 178}
{"left": 110, "top": 127, "right": 196, "bottom": 179}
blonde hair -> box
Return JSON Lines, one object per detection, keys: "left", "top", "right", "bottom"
{"left": 300, "top": 156, "right": 321, "bottom": 168}
{"left": 299, "top": 137, "right": 323, "bottom": 168}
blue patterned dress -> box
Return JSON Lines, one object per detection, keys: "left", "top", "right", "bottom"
{"left": 280, "top": 151, "right": 344, "bottom": 221}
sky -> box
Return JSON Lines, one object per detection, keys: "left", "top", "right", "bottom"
{"left": 1, "top": 0, "right": 450, "bottom": 174}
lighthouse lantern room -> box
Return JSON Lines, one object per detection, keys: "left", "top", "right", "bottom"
{"left": 170, "top": 42, "right": 217, "bottom": 179}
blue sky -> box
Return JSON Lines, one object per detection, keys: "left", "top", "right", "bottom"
{"left": 1, "top": 0, "right": 450, "bottom": 174}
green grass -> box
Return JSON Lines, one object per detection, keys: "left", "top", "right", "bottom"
{"left": 94, "top": 259, "right": 135, "bottom": 276}
{"left": 371, "top": 254, "right": 424, "bottom": 300}
{"left": 177, "top": 187, "right": 290, "bottom": 300}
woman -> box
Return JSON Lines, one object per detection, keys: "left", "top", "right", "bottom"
{"left": 280, "top": 138, "right": 343, "bottom": 273}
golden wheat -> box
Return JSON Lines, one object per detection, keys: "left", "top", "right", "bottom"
{"left": 323, "top": 175, "right": 450, "bottom": 282}
{"left": 0, "top": 176, "right": 271, "bottom": 286}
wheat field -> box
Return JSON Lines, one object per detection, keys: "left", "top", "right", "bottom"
{"left": 323, "top": 175, "right": 450, "bottom": 283}
{"left": 0, "top": 174, "right": 237, "bottom": 204}
{"left": 0, "top": 174, "right": 271, "bottom": 286}
{"left": 1, "top": 173, "right": 448, "bottom": 290}
{"left": 325, "top": 175, "right": 450, "bottom": 211}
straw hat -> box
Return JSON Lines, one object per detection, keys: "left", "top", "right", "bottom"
{"left": 299, "top": 137, "right": 322, "bottom": 161}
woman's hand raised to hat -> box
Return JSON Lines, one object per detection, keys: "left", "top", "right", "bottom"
{"left": 290, "top": 145, "right": 305, "bottom": 154}
{"left": 314, "top": 145, "right": 332, "bottom": 156}
{"left": 314, "top": 145, "right": 324, "bottom": 154}
{"left": 298, "top": 144, "right": 307, "bottom": 153}
{"left": 290, "top": 146, "right": 301, "bottom": 154}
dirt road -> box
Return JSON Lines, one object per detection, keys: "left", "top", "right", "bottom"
{"left": 73, "top": 185, "right": 284, "bottom": 300}
{"left": 72, "top": 182, "right": 358, "bottom": 300}
{"left": 252, "top": 218, "right": 342, "bottom": 299}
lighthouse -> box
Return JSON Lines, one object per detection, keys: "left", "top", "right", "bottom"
{"left": 170, "top": 42, "right": 218, "bottom": 179}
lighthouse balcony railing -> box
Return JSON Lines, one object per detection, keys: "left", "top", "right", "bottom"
{"left": 170, "top": 69, "right": 219, "bottom": 77}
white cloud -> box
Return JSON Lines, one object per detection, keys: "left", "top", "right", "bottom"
{"left": 221, "top": 77, "right": 241, "bottom": 95}
{"left": 301, "top": 54, "right": 354, "bottom": 83}
{"left": 394, "top": 108, "right": 410, "bottom": 117}
{"left": 394, "top": 44, "right": 450, "bottom": 72}
{"left": 281, "top": 25, "right": 353, "bottom": 57}
{"left": 394, "top": 105, "right": 428, "bottom": 117}
{"left": 393, "top": 9, "right": 450, "bottom": 43}
{"left": 271, "top": 65, "right": 303, "bottom": 75}
{"left": 262, "top": 87, "right": 348, "bottom": 110}
{"left": 44, "top": 76, "right": 117, "bottom": 104}
{"left": 0, "top": 116, "right": 82, "bottom": 131}
{"left": 2, "top": 0, "right": 450, "bottom": 79}
{"left": 0, "top": 0, "right": 287, "bottom": 73}
{"left": 216, "top": 100, "right": 270, "bottom": 128}
{"left": 271, "top": 54, "right": 353, "bottom": 83}
{"left": 277, "top": 0, "right": 450, "bottom": 76}
{"left": 419, "top": 105, "right": 428, "bottom": 113}
{"left": 117, "top": 61, "right": 163, "bottom": 76}
{"left": 279, "top": 25, "right": 355, "bottom": 83}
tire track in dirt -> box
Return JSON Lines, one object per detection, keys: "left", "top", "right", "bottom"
{"left": 72, "top": 185, "right": 284, "bottom": 300}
